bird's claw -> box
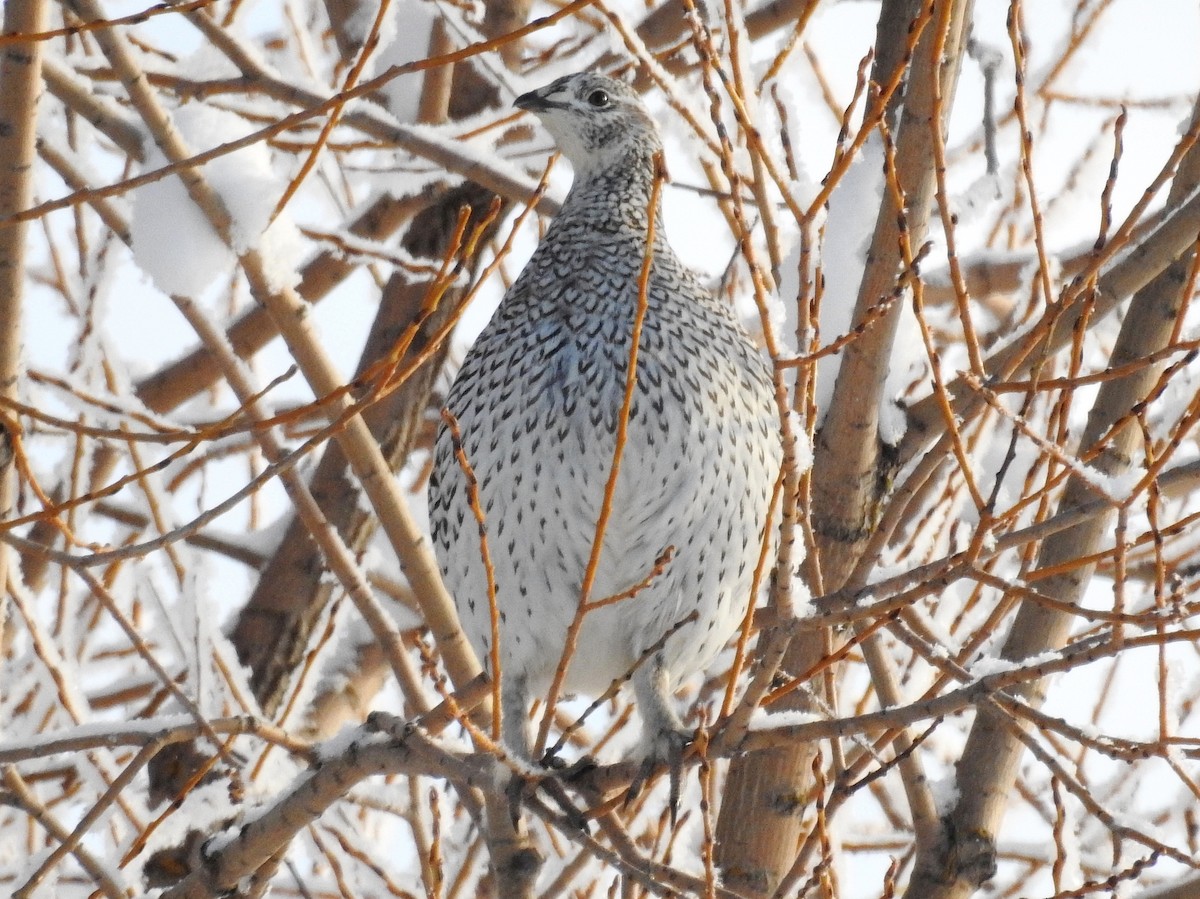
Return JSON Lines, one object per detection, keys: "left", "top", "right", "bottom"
{"left": 538, "top": 747, "right": 569, "bottom": 770}
{"left": 506, "top": 756, "right": 592, "bottom": 832}
{"left": 505, "top": 768, "right": 527, "bottom": 829}
{"left": 544, "top": 751, "right": 598, "bottom": 783}
{"left": 626, "top": 728, "right": 690, "bottom": 825}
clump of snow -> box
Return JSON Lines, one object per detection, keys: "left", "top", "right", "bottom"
{"left": 747, "top": 707, "right": 822, "bottom": 731}
{"left": 813, "top": 134, "right": 887, "bottom": 417}
{"left": 130, "top": 104, "right": 301, "bottom": 297}
{"left": 177, "top": 36, "right": 249, "bottom": 82}
{"left": 762, "top": 291, "right": 788, "bottom": 336}
{"left": 878, "top": 397, "right": 908, "bottom": 446}
{"left": 253, "top": 204, "right": 305, "bottom": 294}
{"left": 928, "top": 775, "right": 961, "bottom": 815}
{"left": 782, "top": 569, "right": 813, "bottom": 619}
{"left": 341, "top": 0, "right": 400, "bottom": 75}
{"left": 787, "top": 410, "right": 814, "bottom": 475}
{"left": 779, "top": 132, "right": 925, "bottom": 434}
{"left": 316, "top": 720, "right": 383, "bottom": 761}
{"left": 968, "top": 655, "right": 1019, "bottom": 678}
{"left": 952, "top": 171, "right": 1003, "bottom": 227}
{"left": 373, "top": 2, "right": 437, "bottom": 123}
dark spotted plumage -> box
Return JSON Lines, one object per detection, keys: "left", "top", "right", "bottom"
{"left": 428, "top": 72, "right": 781, "bottom": 763}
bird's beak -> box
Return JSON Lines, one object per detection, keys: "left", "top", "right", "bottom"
{"left": 514, "top": 88, "right": 558, "bottom": 112}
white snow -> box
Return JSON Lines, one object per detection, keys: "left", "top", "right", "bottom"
{"left": 950, "top": 171, "right": 1003, "bottom": 227}
{"left": 877, "top": 397, "right": 908, "bottom": 446}
{"left": 967, "top": 655, "right": 1019, "bottom": 678}
{"left": 747, "top": 707, "right": 822, "bottom": 730}
{"left": 787, "top": 409, "right": 815, "bottom": 475}
{"left": 15, "top": 3, "right": 1200, "bottom": 896}
{"left": 0, "top": 714, "right": 197, "bottom": 759}
{"left": 927, "top": 775, "right": 960, "bottom": 815}
{"left": 813, "top": 133, "right": 887, "bottom": 418}
{"left": 372, "top": 1, "right": 436, "bottom": 122}
{"left": 130, "top": 104, "right": 301, "bottom": 297}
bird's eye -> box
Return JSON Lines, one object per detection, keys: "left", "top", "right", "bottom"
{"left": 587, "top": 89, "right": 610, "bottom": 108}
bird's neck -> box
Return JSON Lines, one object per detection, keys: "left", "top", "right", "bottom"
{"left": 559, "top": 147, "right": 666, "bottom": 239}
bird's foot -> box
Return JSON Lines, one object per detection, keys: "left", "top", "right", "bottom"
{"left": 504, "top": 755, "right": 591, "bottom": 832}
{"left": 626, "top": 726, "right": 690, "bottom": 825}
{"left": 504, "top": 767, "right": 528, "bottom": 828}
{"left": 541, "top": 749, "right": 599, "bottom": 782}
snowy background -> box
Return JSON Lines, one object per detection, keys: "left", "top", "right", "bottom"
{"left": 3, "top": 0, "right": 1200, "bottom": 896}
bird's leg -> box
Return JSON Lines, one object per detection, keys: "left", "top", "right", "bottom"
{"left": 630, "top": 652, "right": 690, "bottom": 821}
{"left": 500, "top": 674, "right": 534, "bottom": 826}
{"left": 498, "top": 673, "right": 589, "bottom": 830}
{"left": 500, "top": 674, "right": 532, "bottom": 762}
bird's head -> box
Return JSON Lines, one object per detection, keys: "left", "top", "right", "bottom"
{"left": 514, "top": 72, "right": 662, "bottom": 180}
